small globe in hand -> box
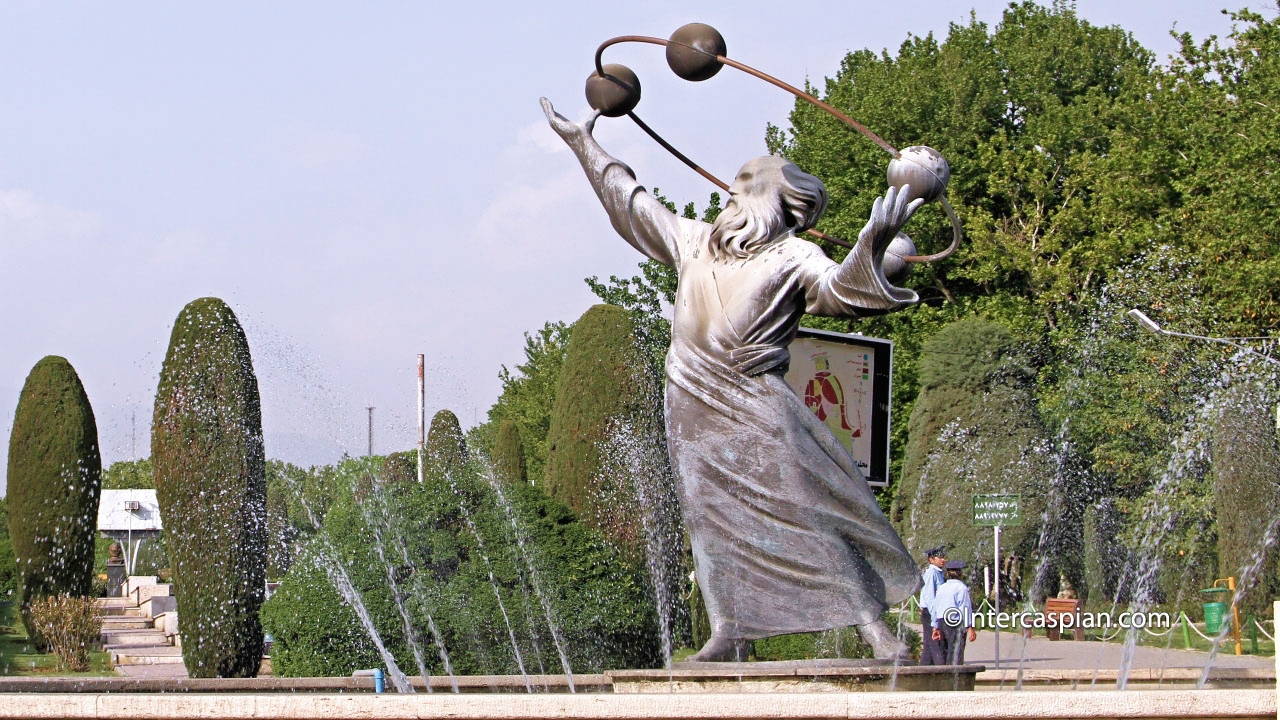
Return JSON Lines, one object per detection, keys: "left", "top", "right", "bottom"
{"left": 883, "top": 233, "right": 917, "bottom": 284}
{"left": 666, "top": 23, "right": 726, "bottom": 82}
{"left": 887, "top": 146, "right": 950, "bottom": 204}
{"left": 586, "top": 63, "right": 641, "bottom": 117}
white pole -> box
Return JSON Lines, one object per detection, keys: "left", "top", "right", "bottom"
{"left": 984, "top": 565, "right": 991, "bottom": 598}
{"left": 417, "top": 355, "right": 425, "bottom": 484}
{"left": 994, "top": 524, "right": 1001, "bottom": 670}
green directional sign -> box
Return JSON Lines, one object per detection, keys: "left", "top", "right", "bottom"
{"left": 973, "top": 494, "right": 1022, "bottom": 527}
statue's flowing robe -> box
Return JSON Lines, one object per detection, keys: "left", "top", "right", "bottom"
{"left": 595, "top": 163, "right": 919, "bottom": 639}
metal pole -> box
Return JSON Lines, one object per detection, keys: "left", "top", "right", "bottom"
{"left": 994, "top": 524, "right": 1001, "bottom": 669}
{"left": 366, "top": 407, "right": 375, "bottom": 456}
{"left": 417, "top": 355, "right": 425, "bottom": 484}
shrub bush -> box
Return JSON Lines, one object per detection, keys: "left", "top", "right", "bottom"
{"left": 6, "top": 356, "right": 102, "bottom": 637}
{"left": 545, "top": 304, "right": 663, "bottom": 552}
{"left": 152, "top": 297, "right": 266, "bottom": 678}
{"left": 27, "top": 594, "right": 101, "bottom": 671}
{"left": 1211, "top": 376, "right": 1280, "bottom": 618}
{"left": 262, "top": 457, "right": 661, "bottom": 677}
{"left": 895, "top": 319, "right": 1063, "bottom": 598}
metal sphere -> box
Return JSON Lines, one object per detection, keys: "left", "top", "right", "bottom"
{"left": 883, "top": 233, "right": 917, "bottom": 284}
{"left": 666, "top": 23, "right": 726, "bottom": 82}
{"left": 586, "top": 63, "right": 641, "bottom": 117}
{"left": 887, "top": 145, "right": 951, "bottom": 205}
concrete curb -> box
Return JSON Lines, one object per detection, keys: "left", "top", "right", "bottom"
{"left": 0, "top": 690, "right": 1271, "bottom": 720}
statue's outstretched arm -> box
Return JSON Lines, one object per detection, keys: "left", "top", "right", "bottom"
{"left": 806, "top": 185, "right": 922, "bottom": 316}
{"left": 541, "top": 98, "right": 681, "bottom": 269}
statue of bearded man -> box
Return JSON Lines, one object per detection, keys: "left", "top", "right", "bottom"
{"left": 543, "top": 98, "right": 923, "bottom": 661}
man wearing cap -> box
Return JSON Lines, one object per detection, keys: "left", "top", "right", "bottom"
{"left": 917, "top": 546, "right": 947, "bottom": 665}
{"left": 931, "top": 560, "right": 977, "bottom": 665}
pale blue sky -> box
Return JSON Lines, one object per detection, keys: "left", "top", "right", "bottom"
{"left": 0, "top": 1, "right": 1255, "bottom": 491}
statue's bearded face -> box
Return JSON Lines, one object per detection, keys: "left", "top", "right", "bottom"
{"left": 708, "top": 156, "right": 828, "bottom": 261}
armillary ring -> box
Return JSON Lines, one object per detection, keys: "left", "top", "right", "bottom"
{"left": 587, "top": 23, "right": 961, "bottom": 264}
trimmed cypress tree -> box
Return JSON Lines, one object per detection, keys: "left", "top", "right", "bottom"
{"left": 895, "top": 318, "right": 1057, "bottom": 597}
{"left": 492, "top": 419, "right": 527, "bottom": 485}
{"left": 544, "top": 304, "right": 652, "bottom": 549}
{"left": 6, "top": 356, "right": 102, "bottom": 635}
{"left": 426, "top": 410, "right": 468, "bottom": 482}
{"left": 1211, "top": 378, "right": 1280, "bottom": 617}
{"left": 152, "top": 298, "right": 266, "bottom": 678}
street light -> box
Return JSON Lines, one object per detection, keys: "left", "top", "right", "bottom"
{"left": 1128, "top": 308, "right": 1280, "bottom": 432}
{"left": 1126, "top": 309, "right": 1277, "bottom": 366}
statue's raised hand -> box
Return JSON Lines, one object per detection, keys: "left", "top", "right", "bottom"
{"left": 541, "top": 98, "right": 601, "bottom": 151}
{"left": 858, "top": 184, "right": 924, "bottom": 264}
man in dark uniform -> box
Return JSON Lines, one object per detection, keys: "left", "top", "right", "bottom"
{"left": 917, "top": 546, "right": 947, "bottom": 665}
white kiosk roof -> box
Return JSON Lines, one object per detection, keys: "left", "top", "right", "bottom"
{"left": 97, "top": 489, "right": 163, "bottom": 532}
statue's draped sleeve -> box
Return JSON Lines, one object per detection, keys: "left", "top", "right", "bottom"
{"left": 799, "top": 233, "right": 919, "bottom": 317}
{"left": 566, "top": 137, "right": 688, "bottom": 270}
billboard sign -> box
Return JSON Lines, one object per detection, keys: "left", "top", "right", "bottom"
{"left": 783, "top": 327, "right": 893, "bottom": 487}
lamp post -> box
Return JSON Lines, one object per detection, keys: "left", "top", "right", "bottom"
{"left": 1126, "top": 309, "right": 1277, "bottom": 366}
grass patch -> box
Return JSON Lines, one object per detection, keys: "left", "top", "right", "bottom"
{"left": 0, "top": 605, "right": 114, "bottom": 676}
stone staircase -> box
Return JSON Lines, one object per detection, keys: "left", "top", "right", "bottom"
{"left": 96, "top": 580, "right": 183, "bottom": 672}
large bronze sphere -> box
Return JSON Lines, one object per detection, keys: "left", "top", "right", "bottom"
{"left": 887, "top": 146, "right": 950, "bottom": 205}
{"left": 666, "top": 23, "right": 726, "bottom": 82}
{"left": 586, "top": 63, "right": 641, "bottom": 117}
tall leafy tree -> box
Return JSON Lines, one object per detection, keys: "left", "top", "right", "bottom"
{"left": 6, "top": 356, "right": 101, "bottom": 635}
{"left": 479, "top": 322, "right": 572, "bottom": 484}
{"left": 152, "top": 298, "right": 266, "bottom": 678}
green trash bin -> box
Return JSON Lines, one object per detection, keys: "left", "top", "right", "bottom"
{"left": 1201, "top": 588, "right": 1230, "bottom": 634}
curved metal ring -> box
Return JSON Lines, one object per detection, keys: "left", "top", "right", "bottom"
{"left": 594, "top": 34, "right": 963, "bottom": 263}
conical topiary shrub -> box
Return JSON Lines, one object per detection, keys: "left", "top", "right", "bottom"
{"left": 1211, "top": 378, "right": 1280, "bottom": 618}
{"left": 6, "top": 356, "right": 102, "bottom": 636}
{"left": 152, "top": 298, "right": 266, "bottom": 678}
{"left": 895, "top": 318, "right": 1057, "bottom": 596}
{"left": 426, "top": 410, "right": 468, "bottom": 482}
{"left": 544, "top": 304, "right": 655, "bottom": 550}
{"left": 492, "top": 419, "right": 527, "bottom": 485}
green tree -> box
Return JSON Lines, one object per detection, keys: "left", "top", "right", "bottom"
{"left": 478, "top": 322, "right": 572, "bottom": 484}
{"left": 152, "top": 298, "right": 266, "bottom": 678}
{"left": 6, "top": 356, "right": 101, "bottom": 635}
{"left": 102, "top": 458, "right": 153, "bottom": 489}
{"left": 1211, "top": 375, "right": 1280, "bottom": 618}
{"left": 492, "top": 419, "right": 527, "bottom": 485}
{"left": 544, "top": 305, "right": 654, "bottom": 550}
{"left": 0, "top": 497, "right": 16, "bottom": 602}
{"left": 895, "top": 319, "right": 1058, "bottom": 595}
{"left": 426, "top": 410, "right": 468, "bottom": 482}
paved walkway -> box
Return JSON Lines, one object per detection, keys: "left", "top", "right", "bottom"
{"left": 964, "top": 630, "right": 1272, "bottom": 670}
{"left": 114, "top": 661, "right": 190, "bottom": 678}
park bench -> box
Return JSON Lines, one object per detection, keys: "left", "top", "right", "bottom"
{"left": 1042, "top": 597, "right": 1085, "bottom": 641}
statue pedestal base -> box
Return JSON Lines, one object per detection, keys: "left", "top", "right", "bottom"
{"left": 609, "top": 659, "right": 982, "bottom": 692}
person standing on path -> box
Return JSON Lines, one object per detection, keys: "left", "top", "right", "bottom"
{"left": 932, "top": 560, "right": 977, "bottom": 665}
{"left": 918, "top": 546, "right": 947, "bottom": 665}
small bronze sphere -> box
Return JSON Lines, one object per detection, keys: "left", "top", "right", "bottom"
{"left": 586, "top": 63, "right": 641, "bottom": 117}
{"left": 883, "top": 233, "right": 917, "bottom": 284}
{"left": 666, "top": 23, "right": 726, "bottom": 82}
{"left": 887, "top": 146, "right": 950, "bottom": 205}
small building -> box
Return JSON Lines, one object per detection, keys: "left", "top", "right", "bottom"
{"left": 97, "top": 489, "right": 163, "bottom": 576}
